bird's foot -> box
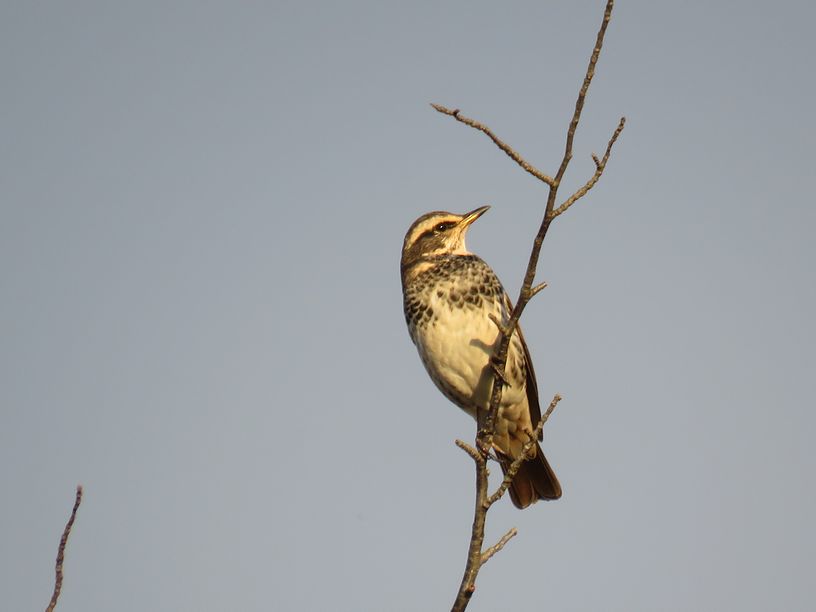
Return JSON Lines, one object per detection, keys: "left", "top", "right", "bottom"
{"left": 475, "top": 436, "right": 500, "bottom": 462}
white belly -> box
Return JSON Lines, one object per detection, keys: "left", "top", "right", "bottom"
{"left": 413, "top": 294, "right": 531, "bottom": 422}
{"left": 414, "top": 290, "right": 509, "bottom": 411}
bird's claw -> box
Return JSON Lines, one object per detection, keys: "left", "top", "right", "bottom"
{"left": 476, "top": 438, "right": 499, "bottom": 462}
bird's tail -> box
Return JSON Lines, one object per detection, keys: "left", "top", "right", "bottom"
{"left": 499, "top": 442, "right": 562, "bottom": 509}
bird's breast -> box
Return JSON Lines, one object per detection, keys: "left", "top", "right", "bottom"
{"left": 404, "top": 255, "right": 516, "bottom": 412}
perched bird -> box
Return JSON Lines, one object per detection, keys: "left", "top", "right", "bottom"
{"left": 401, "top": 206, "right": 561, "bottom": 508}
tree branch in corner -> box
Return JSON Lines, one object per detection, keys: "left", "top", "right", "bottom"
{"left": 45, "top": 485, "right": 83, "bottom": 612}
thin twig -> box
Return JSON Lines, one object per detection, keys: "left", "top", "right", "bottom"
{"left": 455, "top": 439, "right": 483, "bottom": 463}
{"left": 431, "top": 104, "right": 556, "bottom": 187}
{"left": 552, "top": 0, "right": 616, "bottom": 189}
{"left": 481, "top": 528, "right": 518, "bottom": 565}
{"left": 530, "top": 281, "right": 548, "bottom": 298}
{"left": 46, "top": 485, "right": 83, "bottom": 612}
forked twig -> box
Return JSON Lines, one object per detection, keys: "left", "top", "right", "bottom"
{"left": 553, "top": 116, "right": 626, "bottom": 218}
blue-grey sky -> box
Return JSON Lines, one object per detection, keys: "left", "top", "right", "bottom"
{"left": 2, "top": 1, "right": 814, "bottom": 610}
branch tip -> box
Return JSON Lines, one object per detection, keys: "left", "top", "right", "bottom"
{"left": 481, "top": 527, "right": 518, "bottom": 565}
{"left": 542, "top": 394, "right": 562, "bottom": 424}
{"left": 455, "top": 439, "right": 483, "bottom": 462}
{"left": 46, "top": 485, "right": 83, "bottom": 612}
{"left": 530, "top": 282, "right": 548, "bottom": 298}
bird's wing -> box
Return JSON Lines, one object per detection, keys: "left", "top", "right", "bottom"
{"left": 504, "top": 293, "right": 543, "bottom": 441}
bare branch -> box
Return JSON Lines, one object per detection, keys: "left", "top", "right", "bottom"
{"left": 485, "top": 421, "right": 546, "bottom": 508}
{"left": 452, "top": 397, "right": 563, "bottom": 611}
{"left": 481, "top": 528, "right": 518, "bottom": 566}
{"left": 484, "top": 0, "right": 620, "bottom": 445}
{"left": 543, "top": 394, "right": 563, "bottom": 420}
{"left": 485, "top": 395, "right": 561, "bottom": 508}
{"left": 552, "top": 0, "right": 615, "bottom": 189}
{"left": 446, "top": 2, "right": 621, "bottom": 610}
{"left": 529, "top": 281, "right": 548, "bottom": 298}
{"left": 552, "top": 116, "right": 626, "bottom": 218}
{"left": 46, "top": 485, "right": 83, "bottom": 612}
{"left": 452, "top": 441, "right": 490, "bottom": 612}
{"left": 431, "top": 104, "right": 556, "bottom": 187}
{"left": 455, "top": 439, "right": 483, "bottom": 462}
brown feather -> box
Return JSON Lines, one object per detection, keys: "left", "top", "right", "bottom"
{"left": 500, "top": 293, "right": 562, "bottom": 507}
{"left": 499, "top": 442, "right": 562, "bottom": 509}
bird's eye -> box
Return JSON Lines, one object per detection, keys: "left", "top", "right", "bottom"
{"left": 435, "top": 222, "right": 453, "bottom": 233}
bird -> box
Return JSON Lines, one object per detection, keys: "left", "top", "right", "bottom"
{"left": 401, "top": 205, "right": 561, "bottom": 508}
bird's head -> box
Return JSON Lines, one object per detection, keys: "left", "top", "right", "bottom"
{"left": 401, "top": 205, "right": 490, "bottom": 272}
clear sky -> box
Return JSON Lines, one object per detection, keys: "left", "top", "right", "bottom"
{"left": 2, "top": 1, "right": 814, "bottom": 610}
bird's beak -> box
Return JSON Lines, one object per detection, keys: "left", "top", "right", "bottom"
{"left": 461, "top": 205, "right": 490, "bottom": 227}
